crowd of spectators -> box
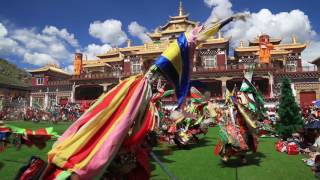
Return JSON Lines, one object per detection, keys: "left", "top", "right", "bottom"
{"left": 0, "top": 96, "right": 88, "bottom": 123}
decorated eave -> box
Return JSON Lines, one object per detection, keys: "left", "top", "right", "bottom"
{"left": 148, "top": 32, "right": 162, "bottom": 38}
{"left": 269, "top": 49, "right": 292, "bottom": 55}
{"left": 148, "top": 18, "right": 197, "bottom": 38}
{"left": 160, "top": 18, "right": 197, "bottom": 30}
{"left": 198, "top": 34, "right": 230, "bottom": 48}
{"left": 130, "top": 41, "right": 170, "bottom": 55}
{"left": 276, "top": 43, "right": 307, "bottom": 51}
{"left": 234, "top": 43, "right": 307, "bottom": 52}
{"left": 235, "top": 42, "right": 307, "bottom": 53}
{"left": 82, "top": 61, "right": 111, "bottom": 68}
{"left": 28, "top": 65, "right": 70, "bottom": 76}
{"left": 249, "top": 38, "right": 282, "bottom": 46}
{"left": 96, "top": 45, "right": 146, "bottom": 58}
{"left": 83, "top": 56, "right": 124, "bottom": 65}
{"left": 96, "top": 48, "right": 122, "bottom": 58}
{"left": 236, "top": 35, "right": 307, "bottom": 53}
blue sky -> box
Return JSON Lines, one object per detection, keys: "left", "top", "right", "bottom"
{"left": 0, "top": 0, "right": 319, "bottom": 71}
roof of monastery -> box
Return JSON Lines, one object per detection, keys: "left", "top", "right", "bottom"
{"left": 28, "top": 65, "right": 70, "bottom": 76}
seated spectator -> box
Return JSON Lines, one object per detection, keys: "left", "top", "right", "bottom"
{"left": 310, "top": 132, "right": 320, "bottom": 152}
{"left": 312, "top": 155, "right": 320, "bottom": 177}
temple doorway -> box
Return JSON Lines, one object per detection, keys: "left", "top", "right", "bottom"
{"left": 75, "top": 85, "right": 103, "bottom": 101}
{"left": 300, "top": 91, "right": 316, "bottom": 107}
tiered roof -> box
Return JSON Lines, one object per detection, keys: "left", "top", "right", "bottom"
{"left": 28, "top": 65, "right": 70, "bottom": 76}
{"left": 235, "top": 35, "right": 306, "bottom": 54}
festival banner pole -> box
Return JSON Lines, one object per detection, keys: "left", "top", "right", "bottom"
{"left": 150, "top": 151, "right": 177, "bottom": 180}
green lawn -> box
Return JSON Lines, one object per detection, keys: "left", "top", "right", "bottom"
{"left": 0, "top": 121, "right": 315, "bottom": 180}
{"left": 151, "top": 129, "right": 314, "bottom": 180}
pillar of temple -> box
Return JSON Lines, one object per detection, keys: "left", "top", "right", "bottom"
{"left": 192, "top": 50, "right": 198, "bottom": 72}
{"left": 55, "top": 93, "right": 58, "bottom": 106}
{"left": 268, "top": 73, "right": 274, "bottom": 98}
{"left": 44, "top": 92, "right": 48, "bottom": 109}
{"left": 101, "top": 83, "right": 112, "bottom": 92}
{"left": 221, "top": 80, "right": 227, "bottom": 98}
{"left": 70, "top": 83, "right": 76, "bottom": 103}
{"left": 215, "top": 77, "right": 233, "bottom": 99}
{"left": 29, "top": 95, "right": 33, "bottom": 107}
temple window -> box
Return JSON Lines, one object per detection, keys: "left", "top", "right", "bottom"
{"left": 131, "top": 59, "right": 141, "bottom": 74}
{"left": 112, "top": 65, "right": 122, "bottom": 77}
{"left": 36, "top": 77, "right": 44, "bottom": 85}
{"left": 286, "top": 60, "right": 297, "bottom": 72}
{"left": 202, "top": 55, "right": 217, "bottom": 68}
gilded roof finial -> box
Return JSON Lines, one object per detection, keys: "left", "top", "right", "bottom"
{"left": 127, "top": 39, "right": 132, "bottom": 47}
{"left": 218, "top": 31, "right": 222, "bottom": 39}
{"left": 179, "top": 0, "right": 184, "bottom": 16}
{"left": 292, "top": 35, "right": 297, "bottom": 44}
{"left": 240, "top": 40, "right": 244, "bottom": 47}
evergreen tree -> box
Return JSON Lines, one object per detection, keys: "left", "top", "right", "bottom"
{"left": 276, "top": 77, "right": 303, "bottom": 139}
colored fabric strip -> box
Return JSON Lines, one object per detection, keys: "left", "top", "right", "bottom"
{"left": 46, "top": 75, "right": 154, "bottom": 179}
{"left": 49, "top": 75, "right": 141, "bottom": 168}
{"left": 190, "top": 87, "right": 204, "bottom": 99}
{"left": 155, "top": 33, "right": 190, "bottom": 107}
{"left": 162, "top": 89, "right": 174, "bottom": 98}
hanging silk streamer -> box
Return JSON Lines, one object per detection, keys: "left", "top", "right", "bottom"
{"left": 154, "top": 32, "right": 191, "bottom": 107}
{"left": 162, "top": 89, "right": 175, "bottom": 98}
{"left": 190, "top": 86, "right": 205, "bottom": 104}
{"left": 46, "top": 75, "right": 153, "bottom": 179}
{"left": 151, "top": 89, "right": 174, "bottom": 102}
{"left": 0, "top": 124, "right": 59, "bottom": 151}
{"left": 239, "top": 69, "right": 267, "bottom": 120}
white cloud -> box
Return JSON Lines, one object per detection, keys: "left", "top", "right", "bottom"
{"left": 0, "top": 37, "right": 26, "bottom": 56}
{"left": 89, "top": 19, "right": 128, "bottom": 46}
{"left": 64, "top": 64, "right": 74, "bottom": 74}
{"left": 24, "top": 52, "right": 59, "bottom": 66}
{"left": 128, "top": 21, "right": 151, "bottom": 43}
{"left": 83, "top": 43, "right": 112, "bottom": 60}
{"left": 0, "top": 21, "right": 113, "bottom": 72}
{"left": 0, "top": 22, "right": 77, "bottom": 67}
{"left": 0, "top": 23, "right": 8, "bottom": 37}
{"left": 42, "top": 26, "right": 79, "bottom": 47}
{"left": 12, "top": 28, "right": 73, "bottom": 61}
{"left": 13, "top": 30, "right": 47, "bottom": 50}
{"left": 302, "top": 40, "right": 320, "bottom": 64}
{"left": 204, "top": 0, "right": 233, "bottom": 24}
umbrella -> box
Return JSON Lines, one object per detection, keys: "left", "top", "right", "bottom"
{"left": 304, "top": 120, "right": 320, "bottom": 129}
{"left": 313, "top": 100, "right": 320, "bottom": 107}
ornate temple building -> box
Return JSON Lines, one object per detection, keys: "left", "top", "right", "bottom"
{"left": 29, "top": 65, "right": 71, "bottom": 108}
{"left": 29, "top": 2, "right": 319, "bottom": 109}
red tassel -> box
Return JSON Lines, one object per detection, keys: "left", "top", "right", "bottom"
{"left": 214, "top": 140, "right": 222, "bottom": 156}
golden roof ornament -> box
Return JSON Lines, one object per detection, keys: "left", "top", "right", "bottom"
{"left": 218, "top": 31, "right": 222, "bottom": 39}
{"left": 127, "top": 39, "right": 132, "bottom": 47}
{"left": 240, "top": 40, "right": 244, "bottom": 47}
{"left": 292, "top": 35, "right": 297, "bottom": 44}
{"left": 178, "top": 0, "right": 184, "bottom": 16}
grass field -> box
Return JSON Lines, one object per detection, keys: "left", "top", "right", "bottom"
{"left": 0, "top": 121, "right": 315, "bottom": 180}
